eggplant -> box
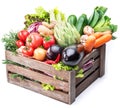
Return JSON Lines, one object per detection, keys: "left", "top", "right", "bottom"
{"left": 62, "top": 45, "right": 84, "bottom": 66}
{"left": 46, "top": 44, "right": 63, "bottom": 60}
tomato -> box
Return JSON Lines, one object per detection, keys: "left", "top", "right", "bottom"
{"left": 18, "top": 30, "right": 29, "bottom": 42}
{"left": 16, "top": 40, "right": 24, "bottom": 48}
{"left": 43, "top": 36, "right": 55, "bottom": 49}
{"left": 22, "top": 46, "right": 34, "bottom": 56}
{"left": 33, "top": 48, "right": 46, "bottom": 61}
{"left": 26, "top": 32, "right": 43, "bottom": 49}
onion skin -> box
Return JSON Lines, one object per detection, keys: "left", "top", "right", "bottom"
{"left": 33, "top": 48, "right": 46, "bottom": 61}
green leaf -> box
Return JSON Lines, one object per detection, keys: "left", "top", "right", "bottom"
{"left": 53, "top": 75, "right": 63, "bottom": 80}
{"left": 1, "top": 31, "right": 18, "bottom": 52}
{"left": 76, "top": 69, "right": 84, "bottom": 78}
{"left": 42, "top": 83, "right": 55, "bottom": 91}
{"left": 2, "top": 60, "right": 26, "bottom": 68}
{"left": 112, "top": 36, "right": 117, "bottom": 40}
{"left": 52, "top": 62, "right": 79, "bottom": 71}
{"left": 110, "top": 24, "right": 118, "bottom": 33}
{"left": 10, "top": 73, "right": 25, "bottom": 80}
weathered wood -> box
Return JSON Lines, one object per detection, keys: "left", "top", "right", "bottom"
{"left": 8, "top": 73, "right": 69, "bottom": 104}
{"left": 76, "top": 58, "right": 100, "bottom": 85}
{"left": 5, "top": 44, "right": 105, "bottom": 104}
{"left": 68, "top": 71, "right": 76, "bottom": 104}
{"left": 7, "top": 64, "right": 69, "bottom": 92}
{"left": 99, "top": 44, "right": 106, "bottom": 77}
{"left": 6, "top": 50, "right": 69, "bottom": 81}
{"left": 78, "top": 49, "right": 100, "bottom": 68}
{"left": 76, "top": 69, "right": 99, "bottom": 97}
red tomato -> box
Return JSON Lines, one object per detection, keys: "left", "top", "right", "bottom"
{"left": 43, "top": 36, "right": 55, "bottom": 49}
{"left": 18, "top": 30, "right": 29, "bottom": 42}
{"left": 16, "top": 40, "right": 24, "bottom": 48}
{"left": 22, "top": 46, "right": 34, "bottom": 56}
{"left": 26, "top": 32, "right": 43, "bottom": 49}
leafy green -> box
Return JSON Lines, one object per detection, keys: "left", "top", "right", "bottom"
{"left": 24, "top": 6, "right": 50, "bottom": 29}
{"left": 49, "top": 7, "right": 66, "bottom": 22}
{"left": 88, "top": 6, "right": 107, "bottom": 27}
{"left": 112, "top": 36, "right": 117, "bottom": 40}
{"left": 76, "top": 69, "right": 84, "bottom": 78}
{"left": 2, "top": 60, "right": 26, "bottom": 67}
{"left": 53, "top": 75, "right": 63, "bottom": 80}
{"left": 11, "top": 73, "right": 25, "bottom": 80}
{"left": 88, "top": 6, "right": 117, "bottom": 33}
{"left": 42, "top": 83, "right": 55, "bottom": 91}
{"left": 52, "top": 61, "right": 79, "bottom": 71}
{"left": 1, "top": 31, "right": 18, "bottom": 53}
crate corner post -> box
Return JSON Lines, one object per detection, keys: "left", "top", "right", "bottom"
{"left": 68, "top": 70, "right": 76, "bottom": 104}
{"left": 99, "top": 44, "right": 106, "bottom": 77}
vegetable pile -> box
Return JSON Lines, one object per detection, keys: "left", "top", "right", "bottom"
{"left": 2, "top": 6, "right": 117, "bottom": 75}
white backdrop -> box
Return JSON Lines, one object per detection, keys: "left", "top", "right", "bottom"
{"left": 0, "top": 0, "right": 120, "bottom": 108}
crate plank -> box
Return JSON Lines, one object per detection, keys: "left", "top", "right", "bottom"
{"left": 76, "top": 58, "right": 100, "bottom": 85}
{"left": 7, "top": 64, "right": 69, "bottom": 92}
{"left": 76, "top": 69, "right": 99, "bottom": 97}
{"left": 78, "top": 49, "right": 100, "bottom": 68}
{"left": 8, "top": 73, "right": 69, "bottom": 103}
{"left": 5, "top": 50, "right": 69, "bottom": 81}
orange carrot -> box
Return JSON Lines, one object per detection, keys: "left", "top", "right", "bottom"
{"left": 94, "top": 33, "right": 112, "bottom": 48}
{"left": 92, "top": 30, "right": 112, "bottom": 39}
{"left": 92, "top": 32, "right": 103, "bottom": 39}
{"left": 84, "top": 35, "right": 96, "bottom": 53}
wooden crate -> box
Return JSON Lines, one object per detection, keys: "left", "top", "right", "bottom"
{"left": 5, "top": 45, "right": 106, "bottom": 104}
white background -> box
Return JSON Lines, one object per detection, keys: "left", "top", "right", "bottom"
{"left": 0, "top": 0, "right": 120, "bottom": 108}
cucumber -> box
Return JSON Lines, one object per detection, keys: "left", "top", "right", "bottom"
{"left": 75, "top": 14, "right": 88, "bottom": 35}
{"left": 67, "top": 15, "right": 77, "bottom": 26}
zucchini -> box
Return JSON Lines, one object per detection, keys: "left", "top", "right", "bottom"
{"left": 67, "top": 15, "right": 77, "bottom": 26}
{"left": 75, "top": 14, "right": 88, "bottom": 35}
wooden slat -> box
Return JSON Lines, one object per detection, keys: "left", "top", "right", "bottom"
{"left": 6, "top": 50, "right": 69, "bottom": 81}
{"left": 68, "top": 71, "right": 76, "bottom": 104}
{"left": 8, "top": 73, "right": 69, "bottom": 104}
{"left": 78, "top": 49, "right": 100, "bottom": 68}
{"left": 76, "top": 69, "right": 99, "bottom": 97}
{"left": 99, "top": 45, "right": 106, "bottom": 77}
{"left": 7, "top": 64, "right": 69, "bottom": 92}
{"left": 76, "top": 58, "right": 100, "bottom": 85}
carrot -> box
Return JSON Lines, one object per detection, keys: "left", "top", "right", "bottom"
{"left": 94, "top": 33, "right": 112, "bottom": 48}
{"left": 84, "top": 35, "right": 96, "bottom": 53}
{"left": 92, "top": 30, "right": 112, "bottom": 39}
{"left": 92, "top": 32, "right": 103, "bottom": 39}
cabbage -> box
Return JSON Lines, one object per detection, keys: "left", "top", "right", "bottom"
{"left": 27, "top": 22, "right": 42, "bottom": 33}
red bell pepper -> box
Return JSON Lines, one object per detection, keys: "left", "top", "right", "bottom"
{"left": 43, "top": 36, "right": 55, "bottom": 49}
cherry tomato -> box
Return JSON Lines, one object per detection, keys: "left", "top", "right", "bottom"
{"left": 43, "top": 36, "right": 55, "bottom": 49}
{"left": 16, "top": 40, "right": 25, "bottom": 48}
{"left": 26, "top": 32, "right": 43, "bottom": 49}
{"left": 22, "top": 46, "right": 34, "bottom": 56}
{"left": 18, "top": 30, "right": 30, "bottom": 42}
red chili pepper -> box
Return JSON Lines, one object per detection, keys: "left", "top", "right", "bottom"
{"left": 45, "top": 54, "right": 61, "bottom": 64}
{"left": 45, "top": 60, "right": 56, "bottom": 64}
{"left": 55, "top": 54, "right": 60, "bottom": 63}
